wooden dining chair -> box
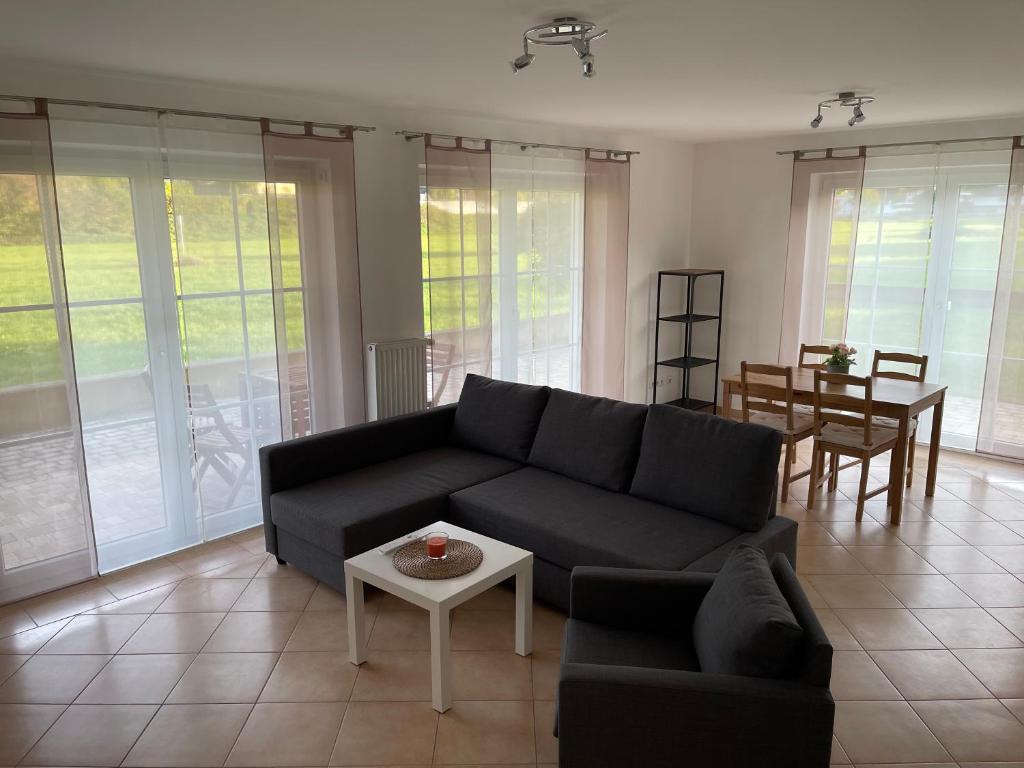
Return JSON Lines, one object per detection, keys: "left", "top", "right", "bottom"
{"left": 871, "top": 350, "right": 928, "bottom": 488}
{"left": 740, "top": 362, "right": 815, "bottom": 503}
{"left": 807, "top": 370, "right": 900, "bottom": 520}
{"left": 798, "top": 343, "right": 833, "bottom": 370}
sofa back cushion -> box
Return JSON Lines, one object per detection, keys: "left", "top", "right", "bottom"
{"left": 693, "top": 545, "right": 804, "bottom": 679}
{"left": 527, "top": 389, "right": 647, "bottom": 492}
{"left": 451, "top": 374, "right": 550, "bottom": 462}
{"left": 630, "top": 404, "right": 781, "bottom": 531}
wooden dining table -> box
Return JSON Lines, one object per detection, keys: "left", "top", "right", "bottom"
{"left": 721, "top": 370, "right": 947, "bottom": 524}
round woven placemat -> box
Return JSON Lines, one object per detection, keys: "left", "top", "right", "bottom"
{"left": 393, "top": 538, "right": 483, "bottom": 579}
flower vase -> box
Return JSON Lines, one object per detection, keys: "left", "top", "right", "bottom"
{"left": 826, "top": 363, "right": 850, "bottom": 374}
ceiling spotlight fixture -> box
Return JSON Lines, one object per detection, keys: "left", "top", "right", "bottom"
{"left": 510, "top": 17, "right": 608, "bottom": 79}
{"left": 809, "top": 91, "right": 875, "bottom": 129}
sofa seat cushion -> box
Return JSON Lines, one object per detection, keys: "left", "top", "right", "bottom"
{"left": 270, "top": 447, "right": 521, "bottom": 559}
{"left": 450, "top": 467, "right": 740, "bottom": 571}
{"left": 564, "top": 618, "right": 699, "bottom": 672}
{"left": 528, "top": 389, "right": 647, "bottom": 492}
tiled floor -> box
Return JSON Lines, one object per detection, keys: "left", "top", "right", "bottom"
{"left": 0, "top": 445, "right": 1023, "bottom": 766}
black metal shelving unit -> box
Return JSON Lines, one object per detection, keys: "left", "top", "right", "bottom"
{"left": 652, "top": 268, "right": 725, "bottom": 412}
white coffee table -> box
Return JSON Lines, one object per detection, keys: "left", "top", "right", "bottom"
{"left": 344, "top": 521, "right": 533, "bottom": 713}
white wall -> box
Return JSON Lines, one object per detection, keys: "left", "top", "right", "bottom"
{"left": 1, "top": 59, "right": 693, "bottom": 404}
{"left": 689, "top": 114, "right": 1024, "bottom": 398}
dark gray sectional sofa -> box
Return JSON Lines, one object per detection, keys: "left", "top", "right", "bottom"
{"left": 260, "top": 374, "right": 797, "bottom": 611}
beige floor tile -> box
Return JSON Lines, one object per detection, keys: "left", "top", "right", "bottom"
{"left": 368, "top": 608, "right": 432, "bottom": 651}
{"left": 22, "top": 703, "right": 157, "bottom": 766}
{"left": 452, "top": 609, "right": 517, "bottom": 651}
{"left": 913, "top": 546, "right": 1006, "bottom": 574}
{"left": 943, "top": 521, "right": 1024, "bottom": 547}
{"left": 233, "top": 577, "right": 316, "bottom": 611}
{"left": 306, "top": 582, "right": 349, "bottom": 611}
{"left": 830, "top": 735, "right": 849, "bottom": 764}
{"left": 974, "top": 498, "right": 1024, "bottom": 520}
{"left": 350, "top": 650, "right": 432, "bottom": 701}
{"left": 531, "top": 648, "right": 560, "bottom": 701}
{"left": 833, "top": 701, "right": 951, "bottom": 764}
{"left": 835, "top": 609, "right": 943, "bottom": 650}
{"left": 870, "top": 650, "right": 991, "bottom": 700}
{"left": 954, "top": 649, "right": 1024, "bottom": 698}
{"left": 895, "top": 522, "right": 967, "bottom": 546}
{"left": 0, "top": 653, "right": 29, "bottom": 684}
{"left": 462, "top": 585, "right": 518, "bottom": 611}
{"left": 0, "top": 618, "right": 71, "bottom": 654}
{"left": 990, "top": 607, "right": 1024, "bottom": 642}
{"left": 0, "top": 703, "right": 65, "bottom": 764}
{"left": 256, "top": 556, "right": 317, "bottom": 580}
{"left": 798, "top": 575, "right": 829, "bottom": 609}
{"left": 846, "top": 546, "right": 938, "bottom": 575}
{"left": 807, "top": 575, "right": 902, "bottom": 609}
{"left": 797, "top": 547, "right": 869, "bottom": 574}
{"left": 981, "top": 545, "right": 1024, "bottom": 572}
{"left": 0, "top": 605, "right": 36, "bottom": 639}
{"left": 286, "top": 609, "right": 366, "bottom": 652}
{"left": 877, "top": 575, "right": 977, "bottom": 608}
{"left": 204, "top": 611, "right": 301, "bottom": 652}
{"left": 948, "top": 573, "right": 1024, "bottom": 607}
{"left": 331, "top": 701, "right": 437, "bottom": 765}
{"left": 168, "top": 540, "right": 255, "bottom": 576}
{"left": 805, "top": 498, "right": 860, "bottom": 521}
{"left": 38, "top": 613, "right": 146, "bottom": 654}
{"left": 452, "top": 651, "right": 533, "bottom": 700}
{"left": 534, "top": 699, "right": 558, "bottom": 764}
{"left": 798, "top": 522, "right": 840, "bottom": 545}
{"left": 823, "top": 521, "right": 903, "bottom": 546}
{"left": 119, "top": 612, "right": 225, "bottom": 654}
{"left": 943, "top": 482, "right": 1017, "bottom": 502}
{"left": 917, "top": 500, "right": 992, "bottom": 522}
{"left": 86, "top": 583, "right": 178, "bottom": 615}
{"left": 156, "top": 578, "right": 249, "bottom": 613}
{"left": 20, "top": 581, "right": 119, "bottom": 624}
{"left": 913, "top": 699, "right": 1024, "bottom": 762}
{"left": 198, "top": 554, "right": 269, "bottom": 579}
{"left": 76, "top": 653, "right": 194, "bottom": 704}
{"left": 228, "top": 701, "right": 347, "bottom": 766}
{"left": 167, "top": 652, "right": 279, "bottom": 703}
{"left": 260, "top": 651, "right": 358, "bottom": 702}
{"left": 533, "top": 605, "right": 567, "bottom": 650}
{"left": 913, "top": 608, "right": 1024, "bottom": 649}
{"left": 99, "top": 559, "right": 188, "bottom": 599}
{"left": 0, "top": 653, "right": 110, "bottom": 703}
{"left": 814, "top": 608, "right": 863, "bottom": 650}
{"left": 124, "top": 702, "right": 253, "bottom": 767}
{"left": 434, "top": 700, "right": 536, "bottom": 765}
{"left": 829, "top": 651, "right": 902, "bottom": 700}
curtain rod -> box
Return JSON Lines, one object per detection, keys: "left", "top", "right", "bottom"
{"left": 396, "top": 130, "right": 638, "bottom": 157}
{"left": 777, "top": 133, "right": 1022, "bottom": 157}
{"left": 0, "top": 93, "right": 376, "bottom": 134}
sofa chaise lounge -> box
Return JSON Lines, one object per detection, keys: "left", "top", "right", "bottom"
{"left": 260, "top": 374, "right": 797, "bottom": 611}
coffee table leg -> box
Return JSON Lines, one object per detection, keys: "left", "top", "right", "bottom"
{"left": 515, "top": 562, "right": 533, "bottom": 656}
{"left": 346, "top": 572, "right": 367, "bottom": 665}
{"left": 429, "top": 606, "right": 452, "bottom": 713}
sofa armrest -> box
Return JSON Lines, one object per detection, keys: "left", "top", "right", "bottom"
{"left": 570, "top": 567, "right": 714, "bottom": 635}
{"left": 558, "top": 663, "right": 834, "bottom": 768}
{"left": 259, "top": 404, "right": 457, "bottom": 554}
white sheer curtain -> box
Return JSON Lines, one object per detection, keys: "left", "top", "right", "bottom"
{"left": 787, "top": 141, "right": 1013, "bottom": 451}
{"left": 979, "top": 137, "right": 1024, "bottom": 458}
{"left": 491, "top": 144, "right": 585, "bottom": 390}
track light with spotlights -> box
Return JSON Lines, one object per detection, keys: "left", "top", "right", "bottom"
{"left": 510, "top": 17, "right": 607, "bottom": 79}
{"left": 809, "top": 92, "right": 875, "bottom": 129}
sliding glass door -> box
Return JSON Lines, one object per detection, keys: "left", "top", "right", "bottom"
{"left": 815, "top": 145, "right": 1011, "bottom": 450}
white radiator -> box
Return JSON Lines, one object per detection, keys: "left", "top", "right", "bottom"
{"left": 365, "top": 338, "right": 430, "bottom": 420}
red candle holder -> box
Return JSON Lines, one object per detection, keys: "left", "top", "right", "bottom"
{"left": 425, "top": 531, "right": 449, "bottom": 560}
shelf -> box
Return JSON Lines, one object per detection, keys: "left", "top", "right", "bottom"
{"left": 658, "top": 268, "right": 725, "bottom": 277}
{"left": 658, "top": 313, "right": 719, "bottom": 324}
{"left": 664, "top": 397, "right": 715, "bottom": 411}
{"left": 657, "top": 355, "right": 717, "bottom": 370}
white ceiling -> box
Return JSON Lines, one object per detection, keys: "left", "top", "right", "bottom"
{"left": 2, "top": 0, "right": 1022, "bottom": 141}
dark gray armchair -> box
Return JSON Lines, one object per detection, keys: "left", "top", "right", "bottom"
{"left": 557, "top": 557, "right": 835, "bottom": 768}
